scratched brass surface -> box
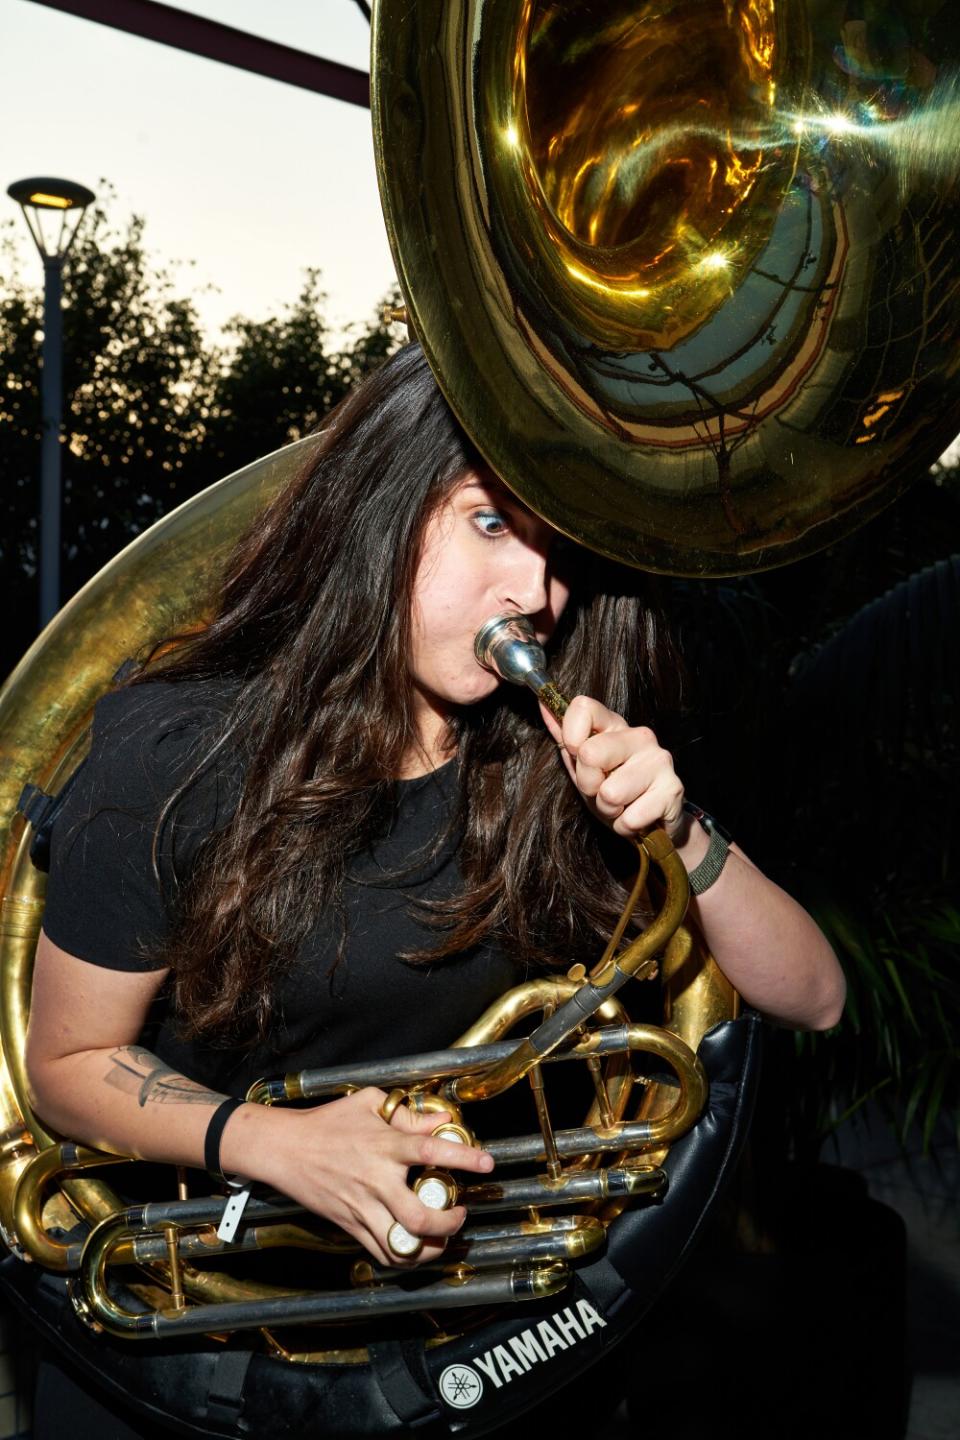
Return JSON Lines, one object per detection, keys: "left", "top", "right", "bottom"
{"left": 0, "top": 438, "right": 320, "bottom": 1249}
{"left": 373, "top": 0, "right": 960, "bottom": 573}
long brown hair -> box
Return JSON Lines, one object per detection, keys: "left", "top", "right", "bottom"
{"left": 133, "top": 344, "right": 681, "bottom": 1041}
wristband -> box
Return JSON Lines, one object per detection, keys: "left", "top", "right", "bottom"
{"left": 682, "top": 801, "right": 732, "bottom": 897}
{"left": 204, "top": 1096, "right": 245, "bottom": 1184}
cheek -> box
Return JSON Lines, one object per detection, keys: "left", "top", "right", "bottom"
{"left": 410, "top": 550, "right": 475, "bottom": 666}
{"left": 416, "top": 570, "right": 467, "bottom": 636}
{"left": 551, "top": 575, "right": 572, "bottom": 622}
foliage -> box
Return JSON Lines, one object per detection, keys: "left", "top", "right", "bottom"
{"left": 0, "top": 195, "right": 401, "bottom": 676}
{"left": 796, "top": 900, "right": 960, "bottom": 1153}
{"left": 204, "top": 270, "right": 402, "bottom": 481}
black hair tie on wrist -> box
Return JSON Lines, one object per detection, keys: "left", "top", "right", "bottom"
{"left": 205, "top": 1097, "right": 245, "bottom": 1185}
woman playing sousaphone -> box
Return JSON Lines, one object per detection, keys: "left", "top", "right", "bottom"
{"left": 25, "top": 343, "right": 844, "bottom": 1435}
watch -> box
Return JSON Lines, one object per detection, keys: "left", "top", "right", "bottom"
{"left": 682, "top": 801, "right": 733, "bottom": 896}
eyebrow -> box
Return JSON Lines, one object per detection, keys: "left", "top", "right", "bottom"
{"left": 459, "top": 476, "right": 528, "bottom": 509}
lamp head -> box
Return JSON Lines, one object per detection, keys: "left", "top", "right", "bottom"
{"left": 7, "top": 176, "right": 96, "bottom": 260}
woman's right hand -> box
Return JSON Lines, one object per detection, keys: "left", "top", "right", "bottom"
{"left": 231, "top": 1087, "right": 495, "bottom": 1267}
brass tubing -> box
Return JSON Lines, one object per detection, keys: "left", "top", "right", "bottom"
{"left": 489, "top": 1025, "right": 704, "bottom": 1162}
{"left": 138, "top": 1193, "right": 304, "bottom": 1229}
{"left": 585, "top": 1054, "right": 616, "bottom": 1130}
{"left": 78, "top": 1249, "right": 571, "bottom": 1341}
{"left": 484, "top": 1115, "right": 691, "bottom": 1167}
{"left": 129, "top": 1222, "right": 356, "bottom": 1266}
{"left": 357, "top": 1215, "right": 606, "bottom": 1281}
{"left": 453, "top": 977, "right": 588, "bottom": 1049}
{"left": 162, "top": 1224, "right": 185, "bottom": 1311}
{"left": 450, "top": 909, "right": 679, "bottom": 1097}
{"left": 76, "top": 1209, "right": 332, "bottom": 1326}
{"left": 12, "top": 1142, "right": 133, "bottom": 1272}
{"left": 527, "top": 1064, "right": 561, "bottom": 1180}
{"left": 461, "top": 1164, "right": 666, "bottom": 1212}
{"left": 284, "top": 1021, "right": 637, "bottom": 1100}
{"left": 28, "top": 1013, "right": 699, "bottom": 1279}
{"left": 590, "top": 847, "right": 650, "bottom": 978}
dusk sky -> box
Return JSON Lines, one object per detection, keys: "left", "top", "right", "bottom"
{"left": 3, "top": 0, "right": 396, "bottom": 344}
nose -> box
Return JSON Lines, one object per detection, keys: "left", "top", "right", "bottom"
{"left": 497, "top": 539, "right": 550, "bottom": 619}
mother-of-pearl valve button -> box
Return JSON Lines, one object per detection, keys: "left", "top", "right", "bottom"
{"left": 432, "top": 1124, "right": 470, "bottom": 1147}
{"left": 386, "top": 1168, "right": 458, "bottom": 1258}
{"left": 385, "top": 1119, "right": 471, "bottom": 1258}
{"left": 386, "top": 1221, "right": 422, "bottom": 1258}
{"left": 416, "top": 1172, "right": 456, "bottom": 1210}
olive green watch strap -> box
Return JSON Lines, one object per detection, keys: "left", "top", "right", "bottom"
{"left": 683, "top": 802, "right": 732, "bottom": 897}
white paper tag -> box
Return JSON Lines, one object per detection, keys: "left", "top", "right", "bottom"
{"left": 216, "top": 1180, "right": 252, "bottom": 1243}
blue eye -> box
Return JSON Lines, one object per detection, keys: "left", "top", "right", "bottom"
{"left": 473, "top": 509, "right": 509, "bottom": 538}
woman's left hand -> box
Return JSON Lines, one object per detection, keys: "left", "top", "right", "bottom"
{"left": 540, "top": 696, "right": 685, "bottom": 841}
{"left": 542, "top": 698, "right": 847, "bottom": 1034}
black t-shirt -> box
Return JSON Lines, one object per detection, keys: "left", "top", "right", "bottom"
{"left": 43, "top": 680, "right": 520, "bottom": 1097}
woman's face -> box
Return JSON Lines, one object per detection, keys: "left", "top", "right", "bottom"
{"left": 408, "top": 470, "right": 573, "bottom": 722}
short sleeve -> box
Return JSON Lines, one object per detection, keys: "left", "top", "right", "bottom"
{"left": 43, "top": 680, "right": 239, "bottom": 972}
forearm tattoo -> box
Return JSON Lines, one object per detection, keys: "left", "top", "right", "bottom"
{"left": 105, "top": 1046, "right": 225, "bottom": 1109}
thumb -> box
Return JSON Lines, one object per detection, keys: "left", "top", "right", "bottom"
{"left": 538, "top": 701, "right": 563, "bottom": 744}
{"left": 539, "top": 701, "right": 577, "bottom": 782}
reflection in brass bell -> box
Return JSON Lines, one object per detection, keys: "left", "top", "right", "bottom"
{"left": 373, "top": 0, "right": 960, "bottom": 575}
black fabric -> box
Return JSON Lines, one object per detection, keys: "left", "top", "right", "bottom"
{"left": 369, "top": 1339, "right": 442, "bottom": 1430}
{"left": 203, "top": 1348, "right": 255, "bottom": 1427}
{"left": 33, "top": 1352, "right": 177, "bottom": 1440}
{"left": 42, "top": 679, "right": 520, "bottom": 1095}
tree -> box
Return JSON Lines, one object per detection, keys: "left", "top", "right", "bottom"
{"left": 203, "top": 272, "right": 403, "bottom": 480}
{"left": 0, "top": 196, "right": 401, "bottom": 678}
{"left": 1, "top": 200, "right": 218, "bottom": 671}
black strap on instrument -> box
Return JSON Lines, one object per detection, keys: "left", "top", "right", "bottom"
{"left": 203, "top": 1347, "right": 255, "bottom": 1429}
{"left": 16, "top": 658, "right": 141, "bottom": 873}
{"left": 17, "top": 782, "right": 70, "bottom": 874}
{"left": 368, "top": 1339, "right": 442, "bottom": 1430}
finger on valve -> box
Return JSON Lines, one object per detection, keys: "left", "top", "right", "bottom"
{"left": 385, "top": 1110, "right": 485, "bottom": 1259}
{"left": 387, "top": 1156, "right": 464, "bottom": 1260}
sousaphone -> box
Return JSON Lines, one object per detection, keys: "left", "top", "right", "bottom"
{"left": 1, "top": 2, "right": 958, "bottom": 1435}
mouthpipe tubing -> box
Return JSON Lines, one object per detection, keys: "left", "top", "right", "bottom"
{"left": 455, "top": 616, "right": 691, "bottom": 1104}
{"left": 257, "top": 1022, "right": 648, "bottom": 1104}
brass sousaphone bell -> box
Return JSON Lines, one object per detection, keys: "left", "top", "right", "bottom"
{"left": 1, "top": 1, "right": 959, "bottom": 1435}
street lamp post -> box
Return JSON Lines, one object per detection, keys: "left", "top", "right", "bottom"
{"left": 7, "top": 177, "right": 95, "bottom": 628}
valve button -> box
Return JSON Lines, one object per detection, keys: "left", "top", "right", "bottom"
{"left": 386, "top": 1222, "right": 422, "bottom": 1259}
{"left": 432, "top": 1122, "right": 471, "bottom": 1146}
{"left": 415, "top": 1173, "right": 455, "bottom": 1211}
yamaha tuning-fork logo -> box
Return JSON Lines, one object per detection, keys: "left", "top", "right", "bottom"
{"left": 438, "top": 1364, "right": 484, "bottom": 1408}
{"left": 437, "top": 1299, "right": 607, "bottom": 1410}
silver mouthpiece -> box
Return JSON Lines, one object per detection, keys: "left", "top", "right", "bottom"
{"left": 474, "top": 615, "right": 570, "bottom": 723}
{"left": 474, "top": 615, "right": 549, "bottom": 689}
